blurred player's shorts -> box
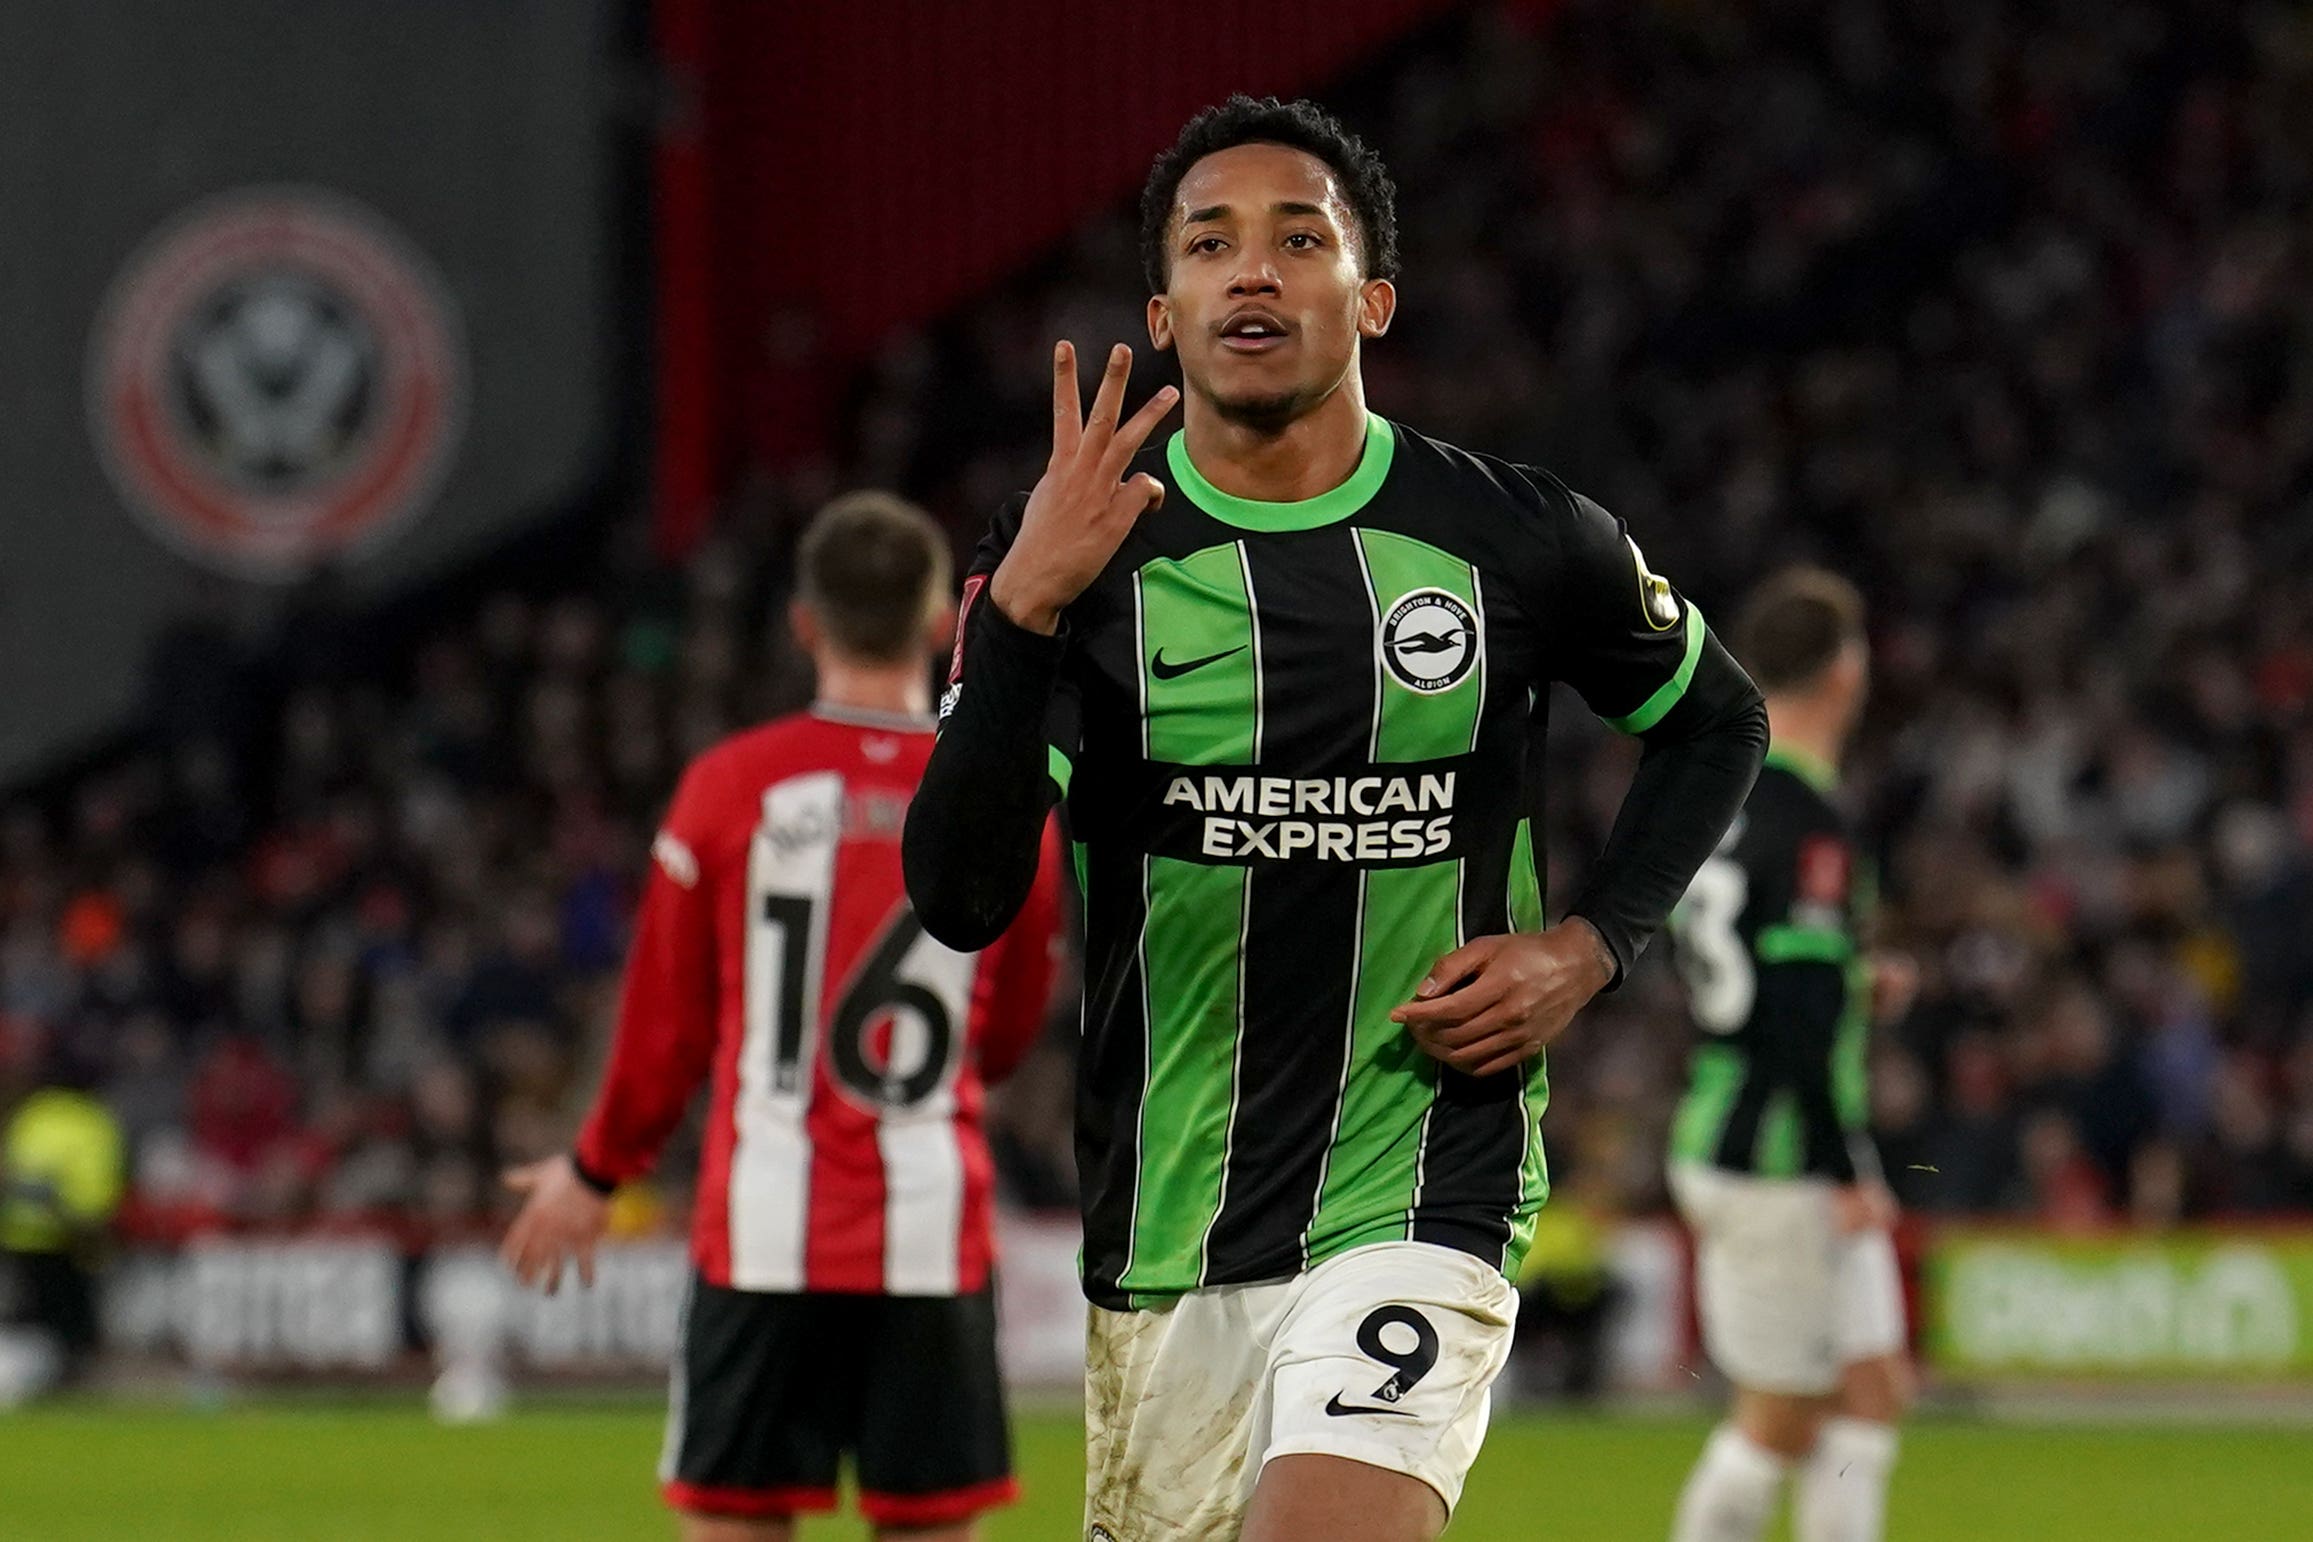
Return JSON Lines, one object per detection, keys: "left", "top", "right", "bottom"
{"left": 1669, "top": 1162, "right": 1904, "bottom": 1394}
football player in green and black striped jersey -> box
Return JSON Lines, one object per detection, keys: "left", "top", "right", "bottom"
{"left": 906, "top": 96, "right": 1767, "bottom": 1542}
{"left": 1666, "top": 569, "right": 1914, "bottom": 1542}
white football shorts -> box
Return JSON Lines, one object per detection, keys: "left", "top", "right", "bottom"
{"left": 1083, "top": 1240, "right": 1518, "bottom": 1539}
{"left": 1669, "top": 1160, "right": 1906, "bottom": 1395}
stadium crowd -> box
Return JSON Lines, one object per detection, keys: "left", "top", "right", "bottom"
{"left": 4, "top": 0, "right": 2312, "bottom": 1252}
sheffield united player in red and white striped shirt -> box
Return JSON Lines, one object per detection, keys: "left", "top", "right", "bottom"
{"left": 569, "top": 699, "right": 1060, "bottom": 1295}
{"left": 504, "top": 492, "right": 1062, "bottom": 1542}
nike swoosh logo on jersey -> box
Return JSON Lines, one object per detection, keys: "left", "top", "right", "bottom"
{"left": 1150, "top": 644, "right": 1247, "bottom": 680}
{"left": 1325, "top": 1392, "right": 1417, "bottom": 1418}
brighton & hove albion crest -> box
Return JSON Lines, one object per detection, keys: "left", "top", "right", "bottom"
{"left": 88, "top": 189, "right": 465, "bottom": 580}
{"left": 1379, "top": 587, "right": 1479, "bottom": 694}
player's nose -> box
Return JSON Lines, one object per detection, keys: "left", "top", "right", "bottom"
{"left": 1226, "top": 259, "right": 1281, "bottom": 297}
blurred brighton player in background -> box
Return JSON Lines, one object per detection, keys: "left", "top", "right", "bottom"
{"left": 1666, "top": 570, "right": 1915, "bottom": 1542}
{"left": 502, "top": 492, "right": 1064, "bottom": 1542}
{"left": 907, "top": 96, "right": 1764, "bottom": 1542}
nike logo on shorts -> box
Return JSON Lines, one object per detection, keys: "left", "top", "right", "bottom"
{"left": 1324, "top": 1391, "right": 1416, "bottom": 1418}
{"left": 1150, "top": 645, "right": 1246, "bottom": 680}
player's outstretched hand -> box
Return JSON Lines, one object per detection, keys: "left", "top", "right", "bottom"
{"left": 1391, "top": 922, "right": 1617, "bottom": 1078}
{"left": 500, "top": 1154, "right": 610, "bottom": 1296}
{"left": 988, "top": 341, "right": 1179, "bottom": 634}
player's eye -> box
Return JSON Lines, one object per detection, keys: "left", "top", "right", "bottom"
{"left": 1188, "top": 235, "right": 1227, "bottom": 255}
{"left": 1284, "top": 232, "right": 1321, "bottom": 249}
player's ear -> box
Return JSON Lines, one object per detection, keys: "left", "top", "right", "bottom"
{"left": 788, "top": 597, "right": 820, "bottom": 656}
{"left": 1836, "top": 638, "right": 1870, "bottom": 716}
{"left": 926, "top": 598, "right": 958, "bottom": 662}
{"left": 1358, "top": 278, "right": 1396, "bottom": 340}
{"left": 1147, "top": 293, "right": 1175, "bottom": 353}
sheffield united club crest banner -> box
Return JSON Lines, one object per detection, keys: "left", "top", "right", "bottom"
{"left": 87, "top": 190, "right": 467, "bottom": 580}
{"left": 0, "top": 0, "right": 621, "bottom": 780}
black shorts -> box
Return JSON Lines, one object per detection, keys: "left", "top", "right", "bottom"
{"left": 660, "top": 1276, "right": 1015, "bottom": 1527}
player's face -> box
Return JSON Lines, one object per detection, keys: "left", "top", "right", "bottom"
{"left": 1147, "top": 143, "right": 1394, "bottom": 429}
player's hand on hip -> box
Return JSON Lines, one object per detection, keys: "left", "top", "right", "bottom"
{"left": 1390, "top": 920, "right": 1616, "bottom": 1078}
{"left": 988, "top": 341, "right": 1179, "bottom": 634}
{"left": 499, "top": 1153, "right": 611, "bottom": 1295}
{"left": 1869, "top": 949, "right": 1919, "bottom": 1025}
{"left": 1833, "top": 1180, "right": 1899, "bottom": 1235}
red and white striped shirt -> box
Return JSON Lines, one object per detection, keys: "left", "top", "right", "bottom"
{"left": 575, "top": 705, "right": 1063, "bottom": 1295}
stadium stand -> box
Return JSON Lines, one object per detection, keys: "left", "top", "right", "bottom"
{"left": 4, "top": 0, "right": 2311, "bottom": 1257}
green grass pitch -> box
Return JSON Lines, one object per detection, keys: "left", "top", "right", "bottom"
{"left": 3, "top": 1403, "right": 2306, "bottom": 1539}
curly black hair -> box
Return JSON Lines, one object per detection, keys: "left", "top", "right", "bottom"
{"left": 1138, "top": 95, "right": 1400, "bottom": 295}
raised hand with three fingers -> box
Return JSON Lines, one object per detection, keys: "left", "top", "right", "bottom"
{"left": 987, "top": 341, "right": 1179, "bottom": 635}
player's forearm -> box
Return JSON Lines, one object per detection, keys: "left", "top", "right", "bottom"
{"left": 1569, "top": 649, "right": 1767, "bottom": 984}
{"left": 573, "top": 1098, "right": 674, "bottom": 1185}
{"left": 573, "top": 1052, "right": 703, "bottom": 1184}
{"left": 1788, "top": 1040, "right": 1861, "bottom": 1183}
{"left": 1756, "top": 965, "right": 1860, "bottom": 1181}
{"left": 1845, "top": 1132, "right": 1883, "bottom": 1187}
{"left": 905, "top": 600, "right": 1064, "bottom": 952}
{"left": 573, "top": 881, "right": 719, "bottom": 1183}
{"left": 1798, "top": 1089, "right": 1860, "bottom": 1182}
{"left": 574, "top": 1015, "right": 719, "bottom": 1182}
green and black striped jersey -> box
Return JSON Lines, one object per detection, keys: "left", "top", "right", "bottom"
{"left": 942, "top": 413, "right": 1758, "bottom": 1308}
{"left": 1667, "top": 748, "right": 1876, "bottom": 1182}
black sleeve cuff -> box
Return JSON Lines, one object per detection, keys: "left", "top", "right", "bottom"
{"left": 1563, "top": 909, "right": 1633, "bottom": 992}
{"left": 569, "top": 1151, "right": 618, "bottom": 1197}
{"left": 965, "top": 591, "right": 1069, "bottom": 697}
{"left": 907, "top": 590, "right": 1068, "bottom": 952}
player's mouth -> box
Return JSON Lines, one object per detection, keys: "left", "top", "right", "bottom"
{"left": 1217, "top": 308, "right": 1291, "bottom": 354}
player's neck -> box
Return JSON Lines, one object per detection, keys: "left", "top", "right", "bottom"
{"left": 1180, "top": 378, "right": 1371, "bottom": 504}
{"left": 812, "top": 654, "right": 932, "bottom": 721}
{"left": 1764, "top": 695, "right": 1847, "bottom": 786}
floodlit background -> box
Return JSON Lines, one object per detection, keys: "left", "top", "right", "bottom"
{"left": 3, "top": 1, "right": 2311, "bottom": 1536}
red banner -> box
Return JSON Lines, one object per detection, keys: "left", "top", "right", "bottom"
{"left": 651, "top": 0, "right": 1505, "bottom": 555}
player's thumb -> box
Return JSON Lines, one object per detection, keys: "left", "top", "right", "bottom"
{"left": 1118, "top": 473, "right": 1165, "bottom": 516}
{"left": 502, "top": 1163, "right": 538, "bottom": 1194}
{"left": 1417, "top": 937, "right": 1497, "bottom": 998}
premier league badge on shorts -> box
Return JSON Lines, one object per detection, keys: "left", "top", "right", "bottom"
{"left": 1380, "top": 588, "right": 1479, "bottom": 694}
